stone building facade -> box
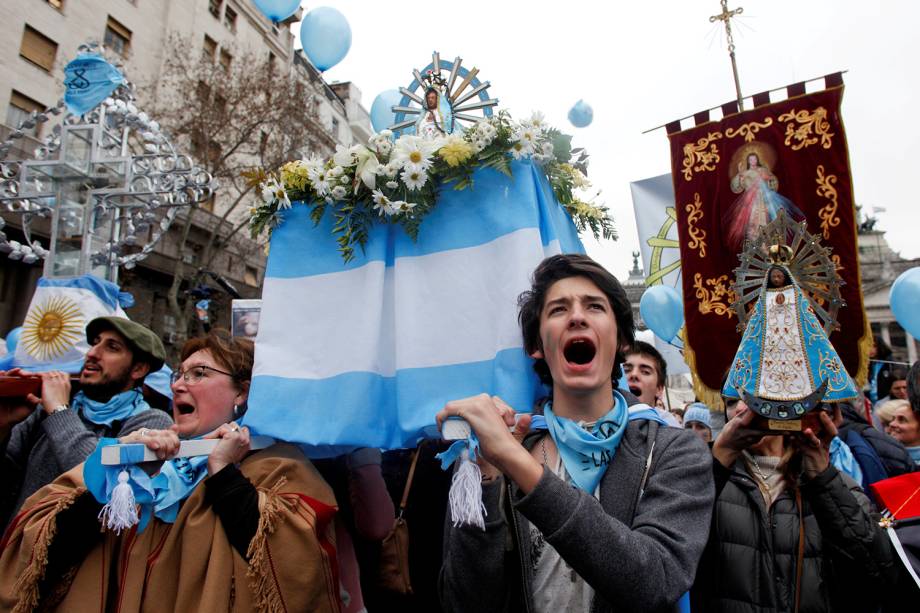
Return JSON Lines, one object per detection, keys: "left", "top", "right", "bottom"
{"left": 0, "top": 0, "right": 372, "bottom": 349}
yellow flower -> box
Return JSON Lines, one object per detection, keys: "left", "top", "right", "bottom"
{"left": 438, "top": 137, "right": 474, "bottom": 167}
{"left": 279, "top": 161, "right": 311, "bottom": 192}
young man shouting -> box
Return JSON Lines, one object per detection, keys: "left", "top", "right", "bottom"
{"left": 622, "top": 340, "right": 681, "bottom": 427}
{"left": 438, "top": 254, "right": 714, "bottom": 613}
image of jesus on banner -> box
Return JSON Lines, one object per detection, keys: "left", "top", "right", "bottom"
{"left": 721, "top": 141, "right": 804, "bottom": 250}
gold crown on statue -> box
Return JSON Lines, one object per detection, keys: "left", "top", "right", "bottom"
{"left": 767, "top": 244, "right": 794, "bottom": 264}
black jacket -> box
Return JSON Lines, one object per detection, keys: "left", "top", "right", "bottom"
{"left": 839, "top": 402, "right": 914, "bottom": 479}
{"left": 691, "top": 458, "right": 897, "bottom": 612}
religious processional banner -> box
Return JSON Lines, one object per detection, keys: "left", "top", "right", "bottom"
{"left": 245, "top": 160, "right": 584, "bottom": 455}
{"left": 665, "top": 76, "right": 870, "bottom": 404}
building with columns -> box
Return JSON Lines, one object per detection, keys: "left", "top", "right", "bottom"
{"left": 859, "top": 227, "right": 919, "bottom": 366}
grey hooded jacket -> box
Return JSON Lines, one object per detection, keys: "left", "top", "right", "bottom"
{"left": 439, "top": 410, "right": 715, "bottom": 613}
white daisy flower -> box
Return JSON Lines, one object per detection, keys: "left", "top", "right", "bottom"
{"left": 372, "top": 189, "right": 395, "bottom": 216}
{"left": 260, "top": 178, "right": 291, "bottom": 209}
{"left": 313, "top": 171, "right": 332, "bottom": 196}
{"left": 510, "top": 140, "right": 533, "bottom": 160}
{"left": 303, "top": 153, "right": 324, "bottom": 174}
{"left": 400, "top": 166, "right": 428, "bottom": 191}
{"left": 392, "top": 135, "right": 439, "bottom": 171}
{"left": 385, "top": 180, "right": 399, "bottom": 189}
{"left": 524, "top": 111, "right": 546, "bottom": 133}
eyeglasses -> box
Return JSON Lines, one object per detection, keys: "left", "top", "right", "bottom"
{"left": 170, "top": 365, "right": 235, "bottom": 385}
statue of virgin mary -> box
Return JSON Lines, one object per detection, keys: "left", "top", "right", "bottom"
{"left": 415, "top": 87, "right": 453, "bottom": 139}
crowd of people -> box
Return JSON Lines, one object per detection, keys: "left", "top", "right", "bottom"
{"left": 1, "top": 253, "right": 918, "bottom": 612}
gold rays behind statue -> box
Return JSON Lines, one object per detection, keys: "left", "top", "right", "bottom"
{"left": 21, "top": 295, "right": 85, "bottom": 361}
{"left": 389, "top": 51, "right": 499, "bottom": 135}
{"left": 730, "top": 210, "right": 844, "bottom": 334}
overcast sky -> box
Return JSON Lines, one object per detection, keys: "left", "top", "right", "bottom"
{"left": 293, "top": 0, "right": 919, "bottom": 279}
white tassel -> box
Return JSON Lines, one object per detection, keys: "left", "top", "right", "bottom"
{"left": 448, "top": 448, "right": 487, "bottom": 530}
{"left": 98, "top": 469, "right": 139, "bottom": 534}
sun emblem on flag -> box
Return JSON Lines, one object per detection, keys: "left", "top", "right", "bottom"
{"left": 21, "top": 295, "right": 85, "bottom": 361}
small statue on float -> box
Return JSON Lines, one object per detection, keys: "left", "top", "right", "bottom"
{"left": 722, "top": 210, "right": 857, "bottom": 432}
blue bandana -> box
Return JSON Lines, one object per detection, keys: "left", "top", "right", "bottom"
{"left": 537, "top": 392, "right": 667, "bottom": 493}
{"left": 72, "top": 388, "right": 149, "bottom": 426}
{"left": 85, "top": 438, "right": 211, "bottom": 532}
{"left": 436, "top": 391, "right": 667, "bottom": 493}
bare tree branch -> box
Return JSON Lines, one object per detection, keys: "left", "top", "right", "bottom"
{"left": 136, "top": 34, "right": 338, "bottom": 344}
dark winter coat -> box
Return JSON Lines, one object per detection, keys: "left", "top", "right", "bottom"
{"left": 440, "top": 410, "right": 715, "bottom": 613}
{"left": 839, "top": 402, "right": 914, "bottom": 479}
{"left": 691, "top": 458, "right": 897, "bottom": 613}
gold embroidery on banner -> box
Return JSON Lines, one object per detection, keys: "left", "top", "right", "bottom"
{"left": 778, "top": 107, "right": 834, "bottom": 150}
{"left": 831, "top": 254, "right": 843, "bottom": 271}
{"left": 725, "top": 118, "right": 774, "bottom": 143}
{"left": 681, "top": 132, "right": 723, "bottom": 181}
{"left": 815, "top": 165, "right": 840, "bottom": 239}
{"left": 693, "top": 273, "right": 737, "bottom": 318}
{"left": 684, "top": 193, "right": 707, "bottom": 258}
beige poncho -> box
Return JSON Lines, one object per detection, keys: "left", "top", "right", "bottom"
{"left": 0, "top": 443, "right": 341, "bottom": 612}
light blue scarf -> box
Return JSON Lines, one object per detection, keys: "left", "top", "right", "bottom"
{"left": 829, "top": 436, "right": 863, "bottom": 485}
{"left": 85, "top": 438, "right": 211, "bottom": 532}
{"left": 72, "top": 388, "right": 149, "bottom": 426}
{"left": 535, "top": 391, "right": 666, "bottom": 493}
{"left": 907, "top": 446, "right": 920, "bottom": 466}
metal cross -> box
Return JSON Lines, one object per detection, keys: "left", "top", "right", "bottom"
{"left": 0, "top": 43, "right": 213, "bottom": 283}
{"left": 710, "top": 0, "right": 745, "bottom": 111}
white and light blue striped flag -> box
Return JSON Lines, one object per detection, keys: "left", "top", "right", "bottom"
{"left": 245, "top": 160, "right": 585, "bottom": 454}
{"left": 9, "top": 275, "right": 132, "bottom": 373}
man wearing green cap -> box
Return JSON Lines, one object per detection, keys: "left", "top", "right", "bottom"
{"left": 0, "top": 316, "right": 173, "bottom": 526}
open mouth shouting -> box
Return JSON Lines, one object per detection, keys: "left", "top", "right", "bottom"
{"left": 563, "top": 337, "right": 597, "bottom": 368}
{"left": 174, "top": 402, "right": 195, "bottom": 415}
{"left": 81, "top": 362, "right": 102, "bottom": 378}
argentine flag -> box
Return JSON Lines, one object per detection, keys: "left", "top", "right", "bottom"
{"left": 9, "top": 275, "right": 132, "bottom": 373}
{"left": 245, "top": 160, "right": 585, "bottom": 454}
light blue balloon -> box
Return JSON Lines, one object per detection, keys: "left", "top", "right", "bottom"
{"left": 370, "top": 89, "right": 402, "bottom": 133}
{"left": 299, "top": 6, "right": 351, "bottom": 72}
{"left": 890, "top": 267, "right": 920, "bottom": 339}
{"left": 568, "top": 99, "right": 593, "bottom": 128}
{"left": 640, "top": 285, "right": 684, "bottom": 343}
{"left": 5, "top": 326, "right": 22, "bottom": 353}
{"left": 252, "top": 0, "right": 301, "bottom": 22}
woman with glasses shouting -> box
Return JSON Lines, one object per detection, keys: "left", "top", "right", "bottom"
{"left": 0, "top": 330, "right": 341, "bottom": 613}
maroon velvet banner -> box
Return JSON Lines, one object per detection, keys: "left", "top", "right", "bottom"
{"left": 667, "top": 84, "right": 870, "bottom": 403}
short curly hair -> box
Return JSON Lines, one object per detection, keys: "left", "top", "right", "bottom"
{"left": 180, "top": 328, "right": 254, "bottom": 391}
{"left": 518, "top": 254, "right": 634, "bottom": 388}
